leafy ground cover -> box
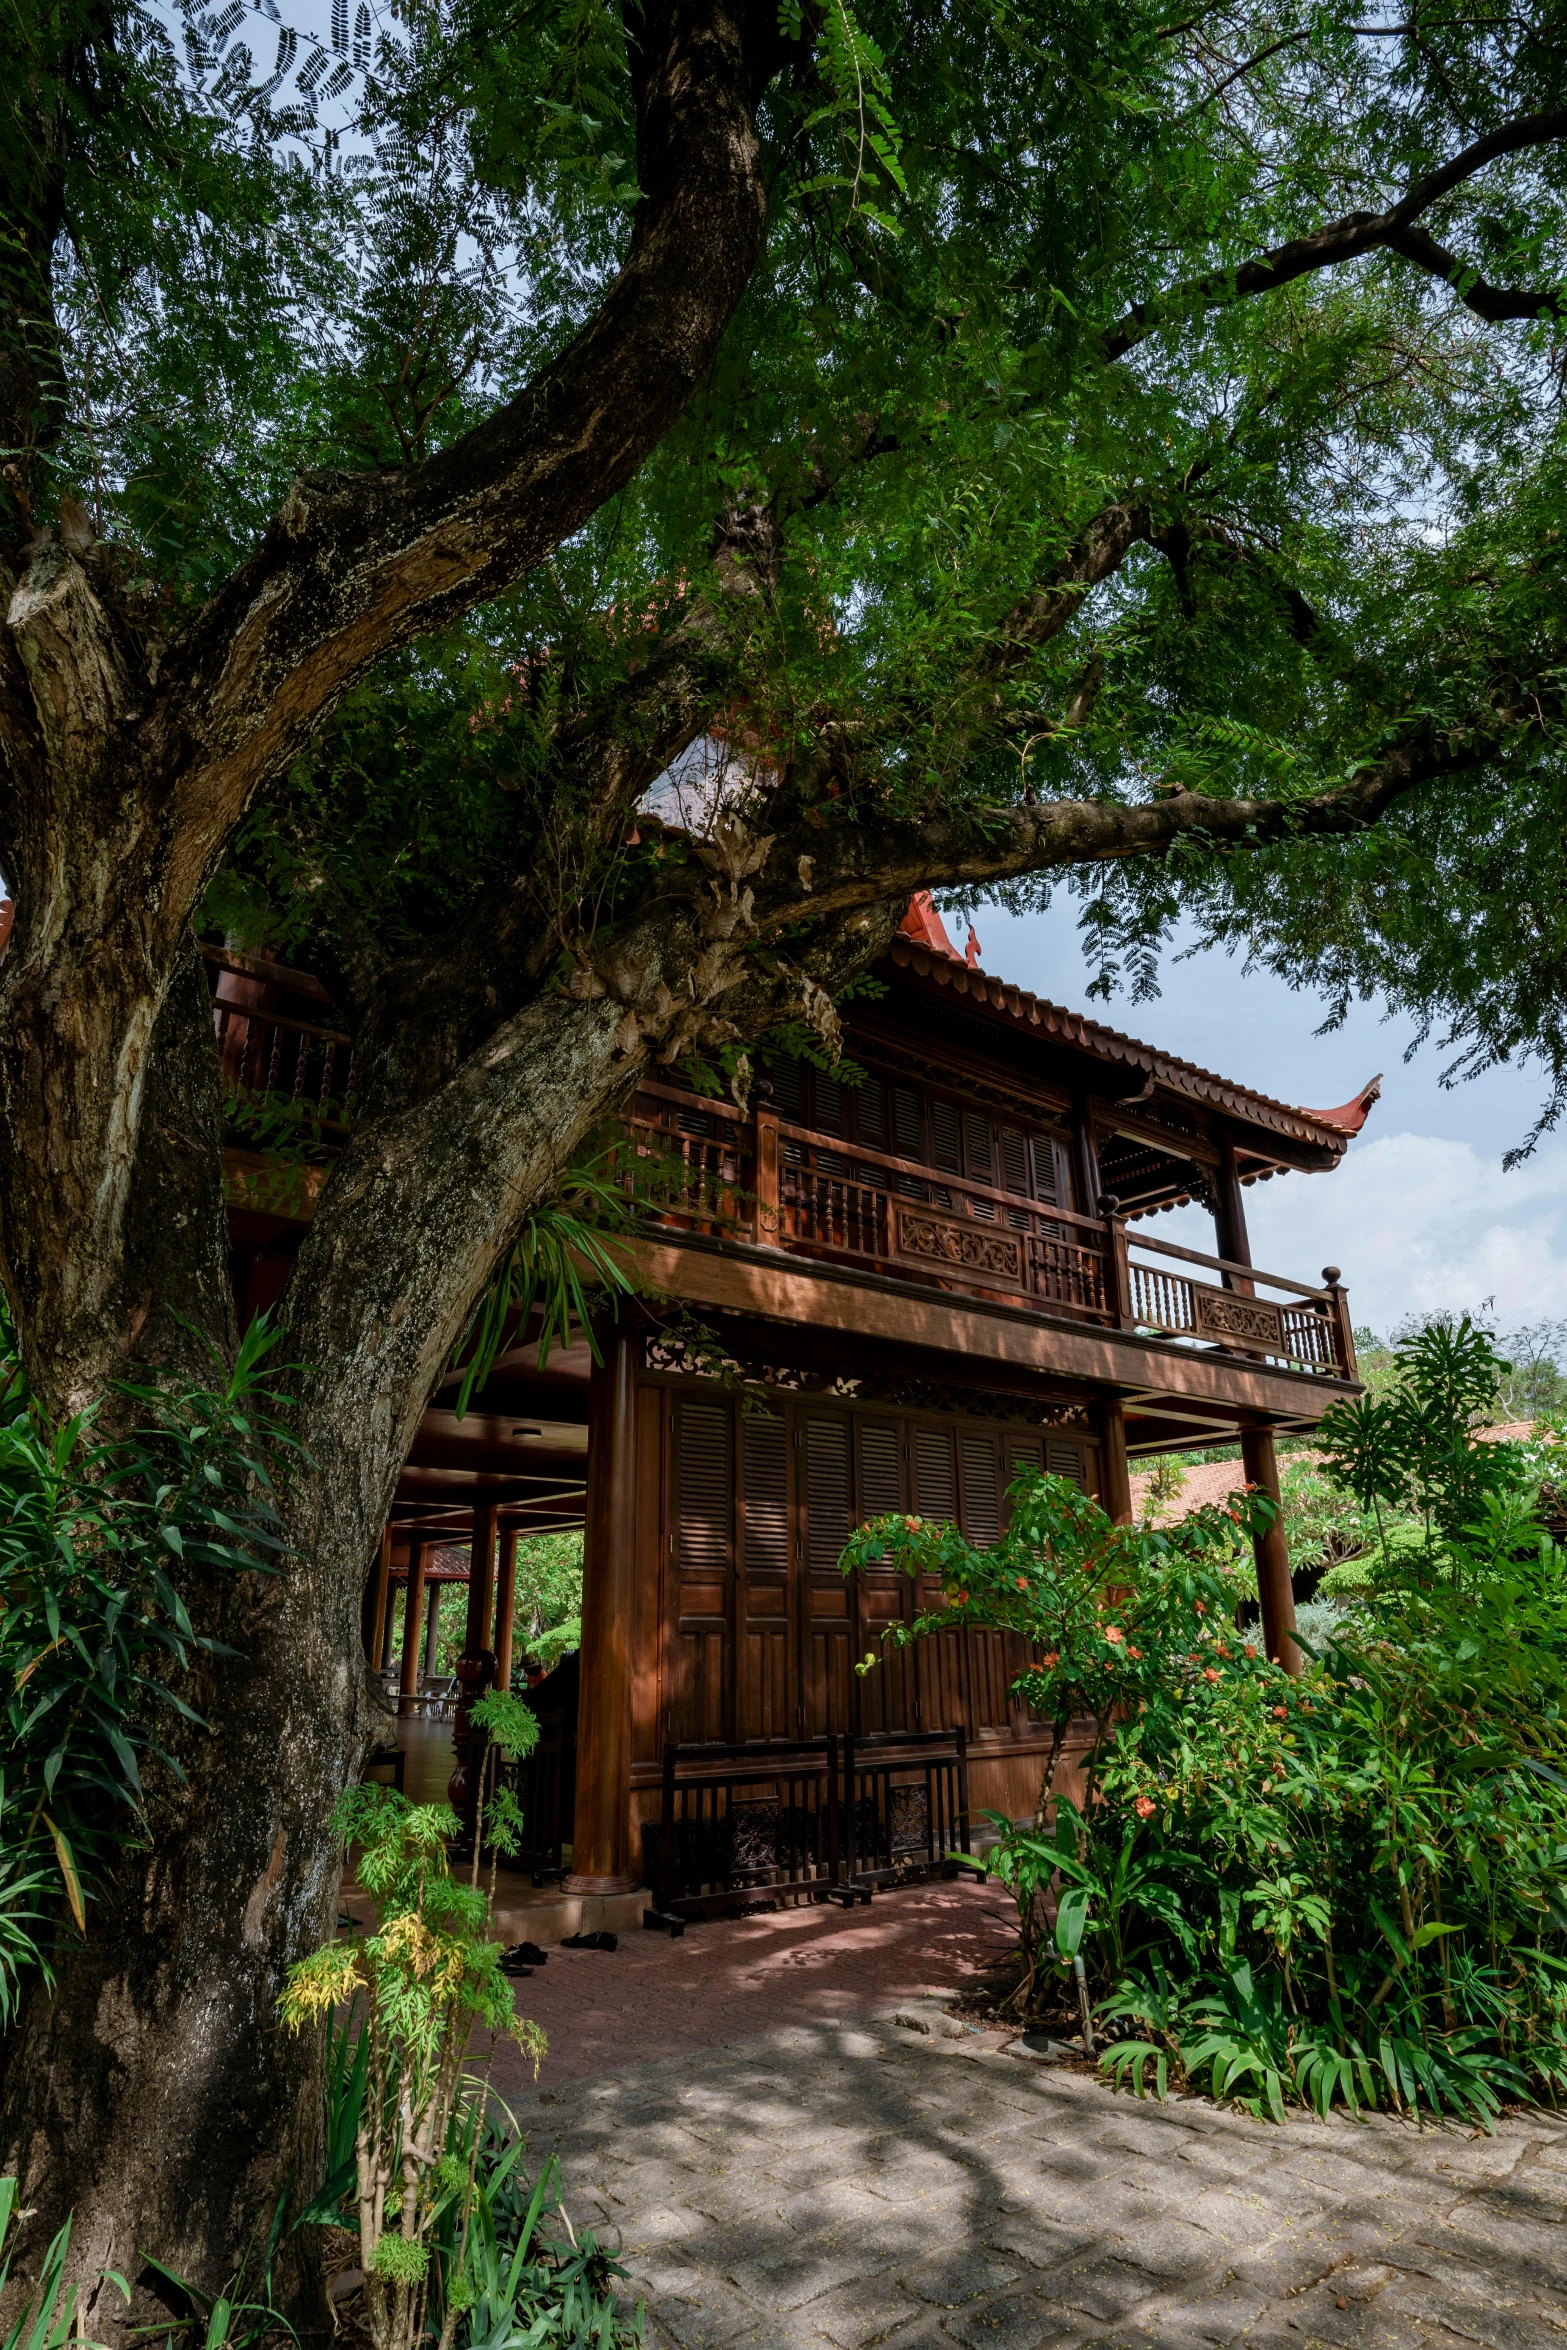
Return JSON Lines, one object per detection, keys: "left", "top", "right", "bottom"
{"left": 844, "top": 1321, "right": 1567, "bottom": 2128}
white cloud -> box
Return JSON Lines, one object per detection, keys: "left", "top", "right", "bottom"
{"left": 1231, "top": 1132, "right": 1567, "bottom": 1338}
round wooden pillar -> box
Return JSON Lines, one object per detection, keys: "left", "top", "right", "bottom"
{"left": 1240, "top": 1426, "right": 1300, "bottom": 1675}
{"left": 364, "top": 1524, "right": 392, "bottom": 1666}
{"left": 564, "top": 1324, "right": 641, "bottom": 1893}
{"left": 493, "top": 1528, "right": 519, "bottom": 1693}
{"left": 1094, "top": 1398, "right": 1134, "bottom": 1525}
{"left": 397, "top": 1539, "right": 428, "bottom": 1717}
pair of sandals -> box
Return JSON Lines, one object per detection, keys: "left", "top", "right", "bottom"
{"left": 561, "top": 1930, "right": 618, "bottom": 1952}
{"left": 499, "top": 1940, "right": 548, "bottom": 1976}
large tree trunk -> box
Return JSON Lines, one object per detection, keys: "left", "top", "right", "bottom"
{"left": 0, "top": 921, "right": 674, "bottom": 2328}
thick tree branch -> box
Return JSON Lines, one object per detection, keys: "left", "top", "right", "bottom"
{"left": 138, "top": 0, "right": 791, "bottom": 928}
{"left": 760, "top": 719, "right": 1515, "bottom": 933}
{"left": 1104, "top": 107, "right": 1567, "bottom": 360}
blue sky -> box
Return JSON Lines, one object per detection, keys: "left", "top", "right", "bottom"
{"left": 966, "top": 900, "right": 1567, "bottom": 1343}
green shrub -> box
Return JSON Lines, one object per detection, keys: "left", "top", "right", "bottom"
{"left": 844, "top": 1336, "right": 1567, "bottom": 2128}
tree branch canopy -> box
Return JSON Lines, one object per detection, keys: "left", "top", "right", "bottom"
{"left": 1104, "top": 106, "right": 1567, "bottom": 360}
{"left": 148, "top": 0, "right": 791, "bottom": 918}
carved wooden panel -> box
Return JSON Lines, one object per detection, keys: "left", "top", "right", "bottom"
{"left": 1192, "top": 1285, "right": 1285, "bottom": 1352}
{"left": 893, "top": 1207, "right": 1025, "bottom": 1288}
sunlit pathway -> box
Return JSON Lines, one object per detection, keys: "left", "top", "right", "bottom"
{"left": 494, "top": 1898, "right": 1567, "bottom": 2350}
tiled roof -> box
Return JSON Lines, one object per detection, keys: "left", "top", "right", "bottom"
{"left": 1129, "top": 1458, "right": 1250, "bottom": 1526}
{"left": 886, "top": 931, "right": 1368, "bottom": 1154}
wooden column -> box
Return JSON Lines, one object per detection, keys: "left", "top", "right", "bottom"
{"left": 423, "top": 1578, "right": 443, "bottom": 1676}
{"left": 493, "top": 1528, "right": 519, "bottom": 1693}
{"left": 464, "top": 1504, "right": 498, "bottom": 1660}
{"left": 1240, "top": 1426, "right": 1300, "bottom": 1676}
{"left": 380, "top": 1574, "right": 400, "bottom": 1672}
{"left": 1070, "top": 1096, "right": 1102, "bottom": 1215}
{"left": 1213, "top": 1134, "right": 1256, "bottom": 1297}
{"left": 1094, "top": 1399, "right": 1134, "bottom": 1525}
{"left": 398, "top": 1539, "right": 428, "bottom": 1717}
{"left": 565, "top": 1324, "right": 642, "bottom": 1893}
{"left": 364, "top": 1525, "right": 392, "bottom": 1666}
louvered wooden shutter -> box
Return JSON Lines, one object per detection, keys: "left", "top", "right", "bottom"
{"left": 676, "top": 1399, "right": 733, "bottom": 1568}
{"left": 960, "top": 1433, "right": 1001, "bottom": 1544}
{"left": 1003, "top": 1436, "right": 1043, "bottom": 1525}
{"left": 856, "top": 1077, "right": 888, "bottom": 1149}
{"left": 999, "top": 1124, "right": 1030, "bottom": 1230}
{"left": 893, "top": 1085, "right": 924, "bottom": 1158}
{"left": 931, "top": 1098, "right": 962, "bottom": 1172}
{"left": 769, "top": 1055, "right": 804, "bottom": 1120}
{"left": 815, "top": 1071, "right": 844, "bottom": 1135}
{"left": 742, "top": 1409, "right": 789, "bottom": 1574}
{"left": 913, "top": 1426, "right": 957, "bottom": 1523}
{"left": 804, "top": 1415, "right": 853, "bottom": 1571}
{"left": 1046, "top": 1437, "right": 1088, "bottom": 1491}
{"left": 858, "top": 1421, "right": 903, "bottom": 1521}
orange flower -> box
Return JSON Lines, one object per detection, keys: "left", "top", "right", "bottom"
{"left": 1203, "top": 1667, "right": 1221, "bottom": 1683}
{"left": 1134, "top": 1794, "right": 1156, "bottom": 1820}
{"left": 904, "top": 1515, "right": 922, "bottom": 1531}
{"left": 1272, "top": 1704, "right": 1288, "bottom": 1720}
{"left": 1194, "top": 1600, "right": 1207, "bottom": 1615}
{"left": 1015, "top": 1575, "right": 1028, "bottom": 1590}
{"left": 1105, "top": 1626, "right": 1124, "bottom": 1645}
{"left": 1127, "top": 1646, "right": 1142, "bottom": 1660}
{"left": 1215, "top": 1642, "right": 1230, "bottom": 1657}
{"left": 1042, "top": 1651, "right": 1059, "bottom": 1668}
{"left": 1244, "top": 1644, "right": 1258, "bottom": 1659}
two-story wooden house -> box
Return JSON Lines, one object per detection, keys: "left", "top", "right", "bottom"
{"left": 216, "top": 895, "right": 1375, "bottom": 1903}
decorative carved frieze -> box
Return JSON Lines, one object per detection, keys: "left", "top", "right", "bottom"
{"left": 642, "top": 1329, "right": 1089, "bottom": 1426}
{"left": 1192, "top": 1285, "right": 1285, "bottom": 1351}
{"left": 893, "top": 1208, "right": 1024, "bottom": 1286}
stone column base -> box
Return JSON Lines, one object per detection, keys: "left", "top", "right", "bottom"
{"left": 561, "top": 1871, "right": 641, "bottom": 1896}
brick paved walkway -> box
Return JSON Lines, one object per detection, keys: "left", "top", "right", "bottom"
{"left": 494, "top": 1896, "right": 1567, "bottom": 2350}
{"left": 487, "top": 1881, "right": 1021, "bottom": 2093}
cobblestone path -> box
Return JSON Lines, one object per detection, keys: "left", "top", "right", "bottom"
{"left": 514, "top": 2001, "right": 1567, "bottom": 2350}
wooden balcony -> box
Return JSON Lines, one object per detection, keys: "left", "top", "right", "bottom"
{"left": 206, "top": 947, "right": 357, "bottom": 1140}
{"left": 626, "top": 1081, "right": 1357, "bottom": 1382}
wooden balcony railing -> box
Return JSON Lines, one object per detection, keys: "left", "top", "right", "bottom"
{"left": 626, "top": 1081, "right": 1357, "bottom": 1380}
{"left": 206, "top": 950, "right": 357, "bottom": 1138}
